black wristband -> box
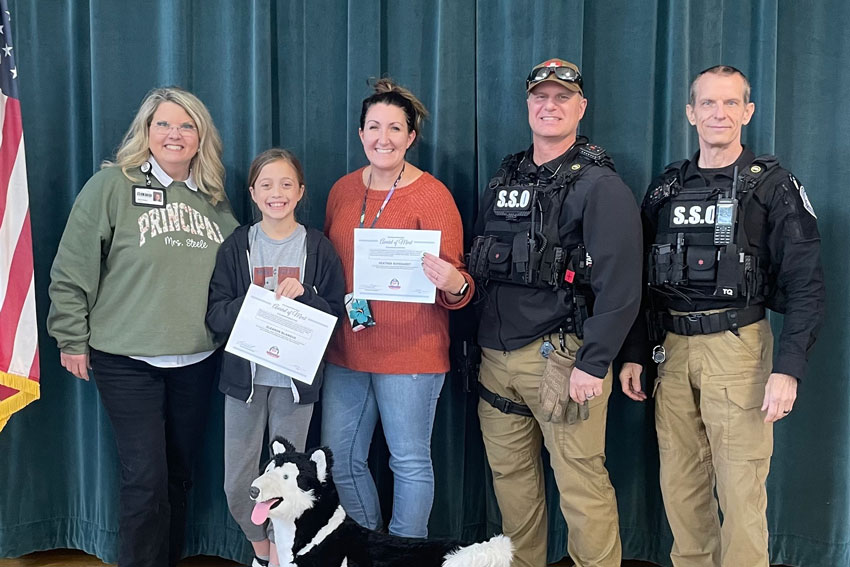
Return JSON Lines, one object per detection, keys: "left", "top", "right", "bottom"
{"left": 449, "top": 279, "right": 469, "bottom": 297}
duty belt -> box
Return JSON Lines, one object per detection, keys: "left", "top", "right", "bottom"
{"left": 661, "top": 305, "right": 765, "bottom": 336}
{"left": 478, "top": 385, "right": 533, "bottom": 417}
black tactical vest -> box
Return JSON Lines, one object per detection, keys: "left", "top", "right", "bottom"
{"left": 646, "top": 155, "right": 782, "bottom": 305}
{"left": 468, "top": 140, "right": 613, "bottom": 292}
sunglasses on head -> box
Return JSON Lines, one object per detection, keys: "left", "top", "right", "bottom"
{"left": 526, "top": 66, "right": 583, "bottom": 90}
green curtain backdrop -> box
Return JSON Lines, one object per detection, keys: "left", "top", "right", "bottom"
{"left": 1, "top": 1, "right": 848, "bottom": 566}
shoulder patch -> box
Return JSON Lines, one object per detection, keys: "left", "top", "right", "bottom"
{"left": 791, "top": 174, "right": 817, "bottom": 218}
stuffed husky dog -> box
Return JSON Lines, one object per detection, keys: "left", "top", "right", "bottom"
{"left": 250, "top": 437, "right": 513, "bottom": 567}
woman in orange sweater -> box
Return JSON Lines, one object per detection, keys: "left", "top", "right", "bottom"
{"left": 322, "top": 78, "right": 473, "bottom": 538}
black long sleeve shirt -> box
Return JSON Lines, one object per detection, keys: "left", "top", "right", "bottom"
{"left": 475, "top": 142, "right": 643, "bottom": 378}
{"left": 621, "top": 149, "right": 825, "bottom": 380}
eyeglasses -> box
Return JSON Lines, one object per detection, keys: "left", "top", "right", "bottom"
{"left": 526, "top": 66, "right": 583, "bottom": 91}
{"left": 151, "top": 120, "right": 198, "bottom": 135}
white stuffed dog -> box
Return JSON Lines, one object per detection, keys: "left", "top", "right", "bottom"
{"left": 250, "top": 437, "right": 512, "bottom": 567}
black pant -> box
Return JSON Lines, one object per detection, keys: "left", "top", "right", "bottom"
{"left": 90, "top": 349, "right": 217, "bottom": 567}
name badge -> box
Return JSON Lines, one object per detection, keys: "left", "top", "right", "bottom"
{"left": 132, "top": 186, "right": 166, "bottom": 208}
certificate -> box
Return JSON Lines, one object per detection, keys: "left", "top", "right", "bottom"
{"left": 353, "top": 228, "right": 441, "bottom": 303}
{"left": 224, "top": 285, "right": 337, "bottom": 384}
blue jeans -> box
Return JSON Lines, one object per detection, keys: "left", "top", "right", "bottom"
{"left": 320, "top": 363, "right": 445, "bottom": 538}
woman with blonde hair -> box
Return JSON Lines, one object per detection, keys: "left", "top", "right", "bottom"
{"left": 322, "top": 78, "right": 473, "bottom": 538}
{"left": 48, "top": 86, "right": 238, "bottom": 567}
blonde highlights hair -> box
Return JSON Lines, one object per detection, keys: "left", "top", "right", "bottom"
{"left": 103, "top": 86, "right": 227, "bottom": 205}
{"left": 359, "top": 78, "right": 429, "bottom": 145}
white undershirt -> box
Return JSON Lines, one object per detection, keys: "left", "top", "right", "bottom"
{"left": 130, "top": 156, "right": 214, "bottom": 368}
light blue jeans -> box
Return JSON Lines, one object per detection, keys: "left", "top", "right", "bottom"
{"left": 320, "top": 363, "right": 445, "bottom": 538}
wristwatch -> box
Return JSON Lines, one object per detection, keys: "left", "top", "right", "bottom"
{"left": 448, "top": 279, "right": 470, "bottom": 297}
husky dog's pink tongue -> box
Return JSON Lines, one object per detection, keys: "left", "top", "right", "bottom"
{"left": 251, "top": 499, "right": 277, "bottom": 525}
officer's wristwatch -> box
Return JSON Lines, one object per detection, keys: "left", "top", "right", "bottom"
{"left": 448, "top": 279, "right": 470, "bottom": 297}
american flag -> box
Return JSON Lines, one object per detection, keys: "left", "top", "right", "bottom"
{"left": 0, "top": 0, "right": 39, "bottom": 432}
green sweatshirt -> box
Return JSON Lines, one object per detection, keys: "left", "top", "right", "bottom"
{"left": 47, "top": 166, "right": 238, "bottom": 356}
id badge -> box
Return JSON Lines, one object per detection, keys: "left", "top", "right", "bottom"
{"left": 345, "top": 292, "right": 376, "bottom": 332}
{"left": 132, "top": 185, "right": 166, "bottom": 207}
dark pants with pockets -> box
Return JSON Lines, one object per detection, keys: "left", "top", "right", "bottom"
{"left": 91, "top": 348, "right": 217, "bottom": 567}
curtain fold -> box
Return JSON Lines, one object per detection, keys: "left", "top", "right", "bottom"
{"left": 2, "top": 1, "right": 848, "bottom": 565}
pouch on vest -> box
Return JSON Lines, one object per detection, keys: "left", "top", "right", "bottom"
{"left": 686, "top": 246, "right": 716, "bottom": 282}
{"left": 649, "top": 242, "right": 686, "bottom": 285}
{"left": 715, "top": 245, "right": 742, "bottom": 298}
{"left": 468, "top": 235, "right": 497, "bottom": 280}
{"left": 527, "top": 236, "right": 547, "bottom": 285}
{"left": 512, "top": 232, "right": 530, "bottom": 280}
{"left": 565, "top": 244, "right": 591, "bottom": 286}
{"left": 546, "top": 246, "right": 567, "bottom": 288}
{"left": 487, "top": 241, "right": 512, "bottom": 278}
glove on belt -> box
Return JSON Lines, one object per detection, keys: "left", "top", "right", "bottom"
{"left": 538, "top": 348, "right": 590, "bottom": 424}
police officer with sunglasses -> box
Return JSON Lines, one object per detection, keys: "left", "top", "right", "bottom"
{"left": 619, "top": 65, "right": 825, "bottom": 567}
{"left": 468, "top": 58, "right": 642, "bottom": 567}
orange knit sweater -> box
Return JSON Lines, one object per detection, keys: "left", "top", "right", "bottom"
{"left": 324, "top": 168, "right": 473, "bottom": 374}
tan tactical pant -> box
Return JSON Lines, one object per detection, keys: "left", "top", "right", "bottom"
{"left": 478, "top": 336, "right": 621, "bottom": 567}
{"left": 655, "top": 317, "right": 774, "bottom": 567}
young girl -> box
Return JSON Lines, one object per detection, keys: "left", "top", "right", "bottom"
{"left": 206, "top": 149, "right": 345, "bottom": 567}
